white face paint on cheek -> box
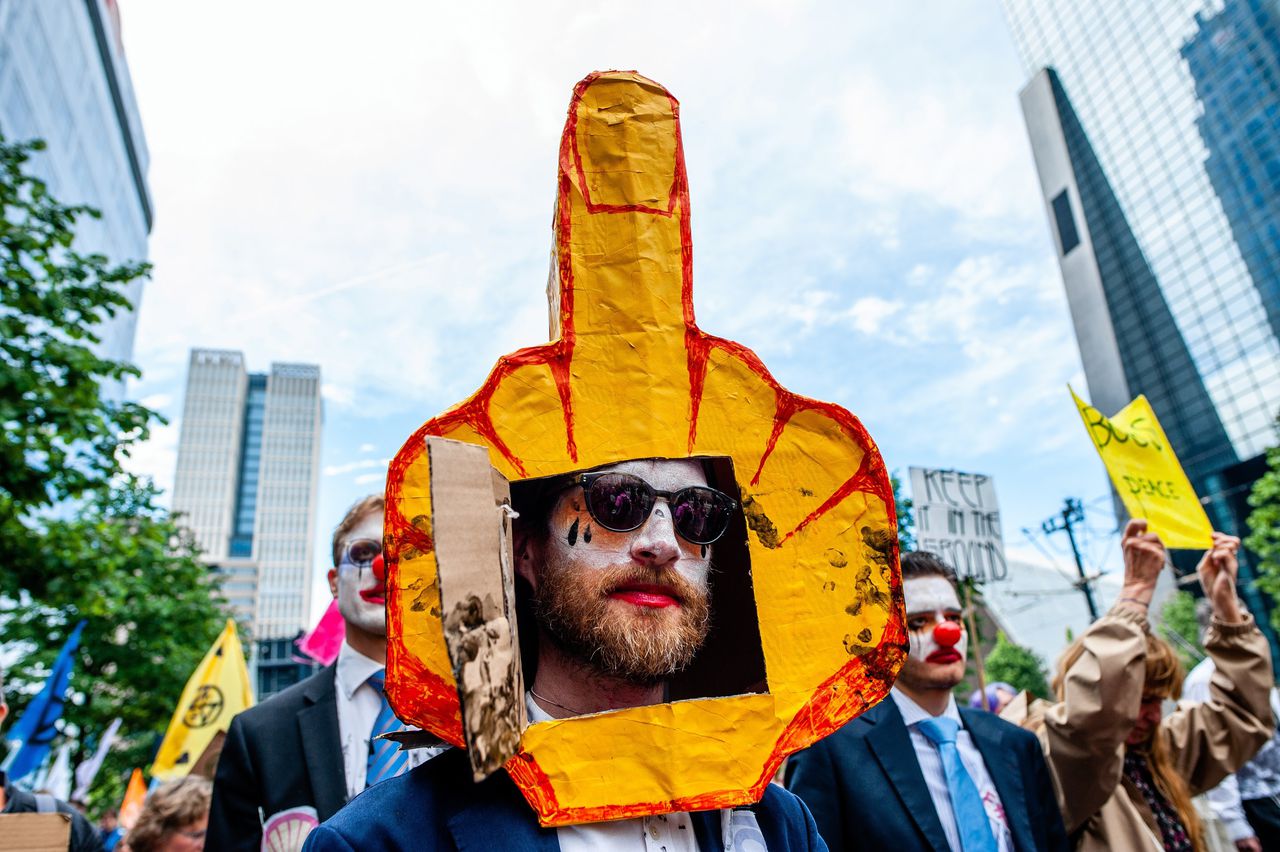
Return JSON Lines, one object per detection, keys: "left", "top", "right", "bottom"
{"left": 334, "top": 512, "right": 386, "bottom": 634}
{"left": 904, "top": 576, "right": 966, "bottom": 664}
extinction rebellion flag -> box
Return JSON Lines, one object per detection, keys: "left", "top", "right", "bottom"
{"left": 150, "top": 619, "right": 254, "bottom": 780}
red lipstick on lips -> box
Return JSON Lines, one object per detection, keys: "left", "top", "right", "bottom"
{"left": 609, "top": 583, "right": 680, "bottom": 608}
{"left": 926, "top": 648, "right": 963, "bottom": 664}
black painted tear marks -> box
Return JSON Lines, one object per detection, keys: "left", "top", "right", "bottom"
{"left": 583, "top": 523, "right": 592, "bottom": 544}
{"left": 567, "top": 518, "right": 579, "bottom": 546}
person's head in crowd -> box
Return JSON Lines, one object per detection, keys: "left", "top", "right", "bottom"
{"left": 124, "top": 776, "right": 211, "bottom": 852}
{"left": 894, "top": 551, "right": 968, "bottom": 711}
{"left": 327, "top": 495, "right": 387, "bottom": 660}
{"left": 99, "top": 808, "right": 119, "bottom": 833}
{"left": 969, "top": 681, "right": 1016, "bottom": 713}
{"left": 513, "top": 458, "right": 735, "bottom": 715}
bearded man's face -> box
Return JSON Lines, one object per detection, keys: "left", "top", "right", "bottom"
{"left": 522, "top": 459, "right": 714, "bottom": 684}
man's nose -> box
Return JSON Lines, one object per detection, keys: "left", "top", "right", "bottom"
{"left": 629, "top": 500, "right": 681, "bottom": 568}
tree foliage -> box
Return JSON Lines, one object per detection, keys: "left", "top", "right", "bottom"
{"left": 984, "top": 631, "right": 1051, "bottom": 699}
{"left": 0, "top": 134, "right": 229, "bottom": 812}
{"left": 1157, "top": 589, "right": 1205, "bottom": 672}
{"left": 891, "top": 470, "right": 916, "bottom": 553}
{"left": 1, "top": 477, "right": 228, "bottom": 811}
{"left": 1246, "top": 434, "right": 1280, "bottom": 636}
{"left": 0, "top": 135, "right": 156, "bottom": 591}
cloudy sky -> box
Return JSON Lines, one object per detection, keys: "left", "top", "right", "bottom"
{"left": 117, "top": 0, "right": 1123, "bottom": 628}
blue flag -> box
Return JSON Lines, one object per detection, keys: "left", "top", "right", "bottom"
{"left": 4, "top": 620, "right": 87, "bottom": 781}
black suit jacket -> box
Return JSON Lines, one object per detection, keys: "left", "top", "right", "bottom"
{"left": 208, "top": 665, "right": 348, "bottom": 852}
{"left": 303, "top": 746, "right": 828, "bottom": 852}
{"left": 786, "top": 698, "right": 1068, "bottom": 852}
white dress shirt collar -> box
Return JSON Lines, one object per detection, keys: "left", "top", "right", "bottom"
{"left": 890, "top": 685, "right": 962, "bottom": 725}
{"left": 335, "top": 640, "right": 384, "bottom": 700}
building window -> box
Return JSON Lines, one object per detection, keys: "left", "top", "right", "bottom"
{"left": 1051, "top": 189, "right": 1081, "bottom": 255}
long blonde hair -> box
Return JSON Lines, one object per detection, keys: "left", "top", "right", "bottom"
{"left": 1054, "top": 633, "right": 1204, "bottom": 851}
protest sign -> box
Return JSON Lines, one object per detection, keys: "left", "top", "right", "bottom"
{"left": 382, "top": 71, "right": 905, "bottom": 826}
{"left": 1070, "top": 387, "right": 1213, "bottom": 549}
{"left": 0, "top": 814, "right": 70, "bottom": 852}
{"left": 910, "top": 467, "right": 1007, "bottom": 582}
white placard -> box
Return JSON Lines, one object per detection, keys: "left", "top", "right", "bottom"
{"left": 909, "top": 467, "right": 1008, "bottom": 582}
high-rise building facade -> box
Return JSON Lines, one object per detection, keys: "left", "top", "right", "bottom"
{"left": 1004, "top": 0, "right": 1280, "bottom": 626}
{"left": 172, "top": 350, "right": 323, "bottom": 643}
{"left": 0, "top": 0, "right": 153, "bottom": 368}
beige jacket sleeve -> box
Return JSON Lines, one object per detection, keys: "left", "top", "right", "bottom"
{"left": 1038, "top": 603, "right": 1149, "bottom": 833}
{"left": 1160, "top": 613, "right": 1274, "bottom": 796}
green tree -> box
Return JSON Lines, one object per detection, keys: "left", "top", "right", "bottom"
{"left": 891, "top": 470, "right": 916, "bottom": 553}
{"left": 0, "top": 135, "right": 230, "bottom": 812}
{"left": 984, "top": 631, "right": 1051, "bottom": 699}
{"left": 1246, "top": 430, "right": 1280, "bottom": 635}
{"left": 0, "top": 135, "right": 156, "bottom": 591}
{"left": 1157, "top": 589, "right": 1205, "bottom": 672}
{"left": 1, "top": 476, "right": 228, "bottom": 811}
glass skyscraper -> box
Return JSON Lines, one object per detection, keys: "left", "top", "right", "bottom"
{"left": 1003, "top": 0, "right": 1280, "bottom": 621}
{"left": 172, "top": 350, "right": 324, "bottom": 647}
{"left": 0, "top": 0, "right": 152, "bottom": 373}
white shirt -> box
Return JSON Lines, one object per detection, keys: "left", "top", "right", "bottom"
{"left": 525, "top": 694, "right": 700, "bottom": 852}
{"left": 333, "top": 641, "right": 435, "bottom": 801}
{"left": 890, "top": 688, "right": 1013, "bottom": 852}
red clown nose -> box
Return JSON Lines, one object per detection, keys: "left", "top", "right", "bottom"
{"left": 371, "top": 553, "right": 385, "bottom": 583}
{"left": 933, "top": 621, "right": 963, "bottom": 648}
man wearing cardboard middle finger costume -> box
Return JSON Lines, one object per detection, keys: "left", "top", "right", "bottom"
{"left": 305, "top": 70, "right": 908, "bottom": 851}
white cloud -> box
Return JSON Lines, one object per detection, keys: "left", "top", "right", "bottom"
{"left": 358, "top": 443, "right": 376, "bottom": 454}
{"left": 323, "top": 458, "right": 390, "bottom": 478}
{"left": 846, "top": 296, "right": 904, "bottom": 335}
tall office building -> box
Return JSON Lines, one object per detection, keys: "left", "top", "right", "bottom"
{"left": 1003, "top": 0, "right": 1280, "bottom": 626}
{"left": 172, "top": 350, "right": 324, "bottom": 646}
{"left": 0, "top": 0, "right": 153, "bottom": 368}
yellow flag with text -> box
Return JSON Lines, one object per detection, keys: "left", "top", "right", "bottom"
{"left": 1071, "top": 387, "right": 1214, "bottom": 549}
{"left": 150, "top": 619, "right": 254, "bottom": 780}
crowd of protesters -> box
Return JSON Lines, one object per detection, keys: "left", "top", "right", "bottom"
{"left": 7, "top": 486, "right": 1276, "bottom": 852}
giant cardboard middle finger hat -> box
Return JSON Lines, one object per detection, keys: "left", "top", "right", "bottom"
{"left": 383, "top": 70, "right": 906, "bottom": 826}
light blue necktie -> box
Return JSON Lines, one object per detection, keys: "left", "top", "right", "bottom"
{"left": 916, "top": 716, "right": 999, "bottom": 852}
{"left": 365, "top": 671, "right": 408, "bottom": 788}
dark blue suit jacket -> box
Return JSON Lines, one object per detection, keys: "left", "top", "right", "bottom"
{"left": 786, "top": 699, "right": 1068, "bottom": 852}
{"left": 303, "top": 747, "right": 828, "bottom": 851}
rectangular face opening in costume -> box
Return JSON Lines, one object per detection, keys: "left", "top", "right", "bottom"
{"left": 427, "top": 439, "right": 770, "bottom": 780}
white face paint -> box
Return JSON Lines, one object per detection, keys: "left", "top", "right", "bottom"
{"left": 334, "top": 512, "right": 386, "bottom": 636}
{"left": 903, "top": 576, "right": 966, "bottom": 666}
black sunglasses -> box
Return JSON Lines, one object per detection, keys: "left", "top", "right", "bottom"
{"left": 571, "top": 472, "right": 738, "bottom": 545}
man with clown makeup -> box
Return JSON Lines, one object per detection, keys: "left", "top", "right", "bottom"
{"left": 209, "top": 495, "right": 434, "bottom": 852}
{"left": 788, "top": 551, "right": 1068, "bottom": 852}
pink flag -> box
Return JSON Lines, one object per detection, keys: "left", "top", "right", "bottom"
{"left": 296, "top": 600, "right": 344, "bottom": 665}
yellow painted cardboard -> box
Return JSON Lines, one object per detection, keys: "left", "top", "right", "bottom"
{"left": 1071, "top": 387, "right": 1214, "bottom": 549}
{"left": 384, "top": 70, "right": 905, "bottom": 825}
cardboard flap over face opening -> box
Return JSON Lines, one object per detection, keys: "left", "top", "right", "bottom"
{"left": 428, "top": 437, "right": 526, "bottom": 780}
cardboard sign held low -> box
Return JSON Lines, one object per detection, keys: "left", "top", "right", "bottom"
{"left": 0, "top": 813, "right": 71, "bottom": 852}
{"left": 1071, "top": 387, "right": 1213, "bottom": 549}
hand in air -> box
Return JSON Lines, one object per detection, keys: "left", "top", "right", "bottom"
{"left": 1198, "top": 531, "right": 1243, "bottom": 623}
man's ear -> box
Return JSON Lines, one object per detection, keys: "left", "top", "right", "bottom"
{"left": 328, "top": 568, "right": 339, "bottom": 599}
{"left": 514, "top": 528, "right": 539, "bottom": 591}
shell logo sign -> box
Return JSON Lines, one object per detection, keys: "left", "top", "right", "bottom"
{"left": 384, "top": 70, "right": 905, "bottom": 826}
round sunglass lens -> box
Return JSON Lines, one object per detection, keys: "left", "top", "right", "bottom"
{"left": 672, "top": 489, "right": 732, "bottom": 544}
{"left": 587, "top": 474, "right": 652, "bottom": 531}
{"left": 347, "top": 539, "right": 381, "bottom": 565}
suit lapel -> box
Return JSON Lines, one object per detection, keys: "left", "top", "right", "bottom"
{"left": 297, "top": 666, "right": 347, "bottom": 821}
{"left": 961, "top": 708, "right": 1032, "bottom": 851}
{"left": 447, "top": 776, "right": 560, "bottom": 852}
{"left": 866, "top": 701, "right": 953, "bottom": 852}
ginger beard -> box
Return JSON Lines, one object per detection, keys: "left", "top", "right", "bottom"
{"left": 528, "top": 460, "right": 713, "bottom": 685}
{"left": 899, "top": 575, "right": 967, "bottom": 691}
{"left": 332, "top": 512, "right": 387, "bottom": 636}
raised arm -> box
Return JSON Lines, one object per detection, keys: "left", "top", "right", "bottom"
{"left": 1036, "top": 519, "right": 1162, "bottom": 832}
{"left": 1160, "top": 533, "right": 1274, "bottom": 795}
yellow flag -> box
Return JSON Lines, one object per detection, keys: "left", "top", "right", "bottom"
{"left": 1070, "top": 387, "right": 1214, "bottom": 549}
{"left": 150, "top": 619, "right": 254, "bottom": 780}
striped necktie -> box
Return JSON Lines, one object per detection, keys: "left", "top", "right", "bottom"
{"left": 916, "top": 716, "right": 999, "bottom": 852}
{"left": 365, "top": 670, "right": 408, "bottom": 788}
